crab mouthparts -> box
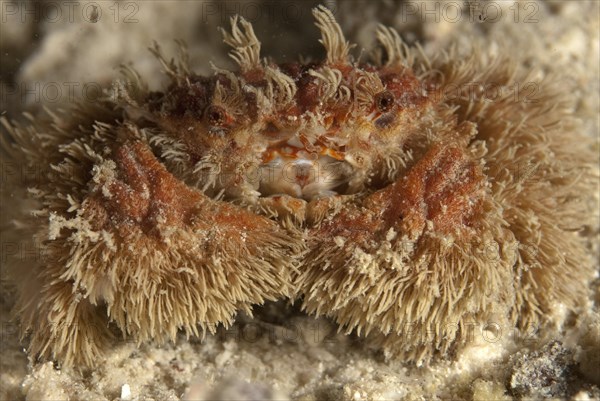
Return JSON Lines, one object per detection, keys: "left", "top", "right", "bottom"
{"left": 258, "top": 140, "right": 351, "bottom": 201}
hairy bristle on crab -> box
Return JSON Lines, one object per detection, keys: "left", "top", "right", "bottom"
{"left": 1, "top": 5, "right": 596, "bottom": 368}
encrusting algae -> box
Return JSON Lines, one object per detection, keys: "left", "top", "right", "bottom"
{"left": 1, "top": 6, "right": 597, "bottom": 368}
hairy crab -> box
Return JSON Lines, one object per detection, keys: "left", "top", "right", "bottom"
{"left": 2, "top": 6, "right": 596, "bottom": 367}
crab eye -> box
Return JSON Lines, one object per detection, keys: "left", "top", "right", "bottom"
{"left": 205, "top": 105, "right": 227, "bottom": 127}
{"left": 375, "top": 90, "right": 395, "bottom": 112}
